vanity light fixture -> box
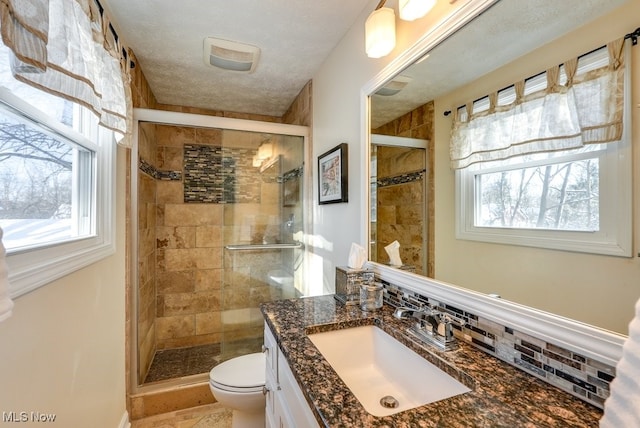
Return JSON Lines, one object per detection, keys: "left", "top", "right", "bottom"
{"left": 399, "top": 0, "right": 437, "bottom": 21}
{"left": 365, "top": 0, "right": 396, "bottom": 58}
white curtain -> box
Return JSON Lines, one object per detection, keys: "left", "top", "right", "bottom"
{"left": 0, "top": 227, "right": 13, "bottom": 322}
{"left": 450, "top": 38, "right": 625, "bottom": 169}
{"left": 0, "top": 0, "right": 49, "bottom": 71}
{"left": 0, "top": 0, "right": 132, "bottom": 146}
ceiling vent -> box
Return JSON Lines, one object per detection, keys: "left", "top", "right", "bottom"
{"left": 203, "top": 37, "right": 260, "bottom": 73}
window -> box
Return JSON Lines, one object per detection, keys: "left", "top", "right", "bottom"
{"left": 0, "top": 96, "right": 94, "bottom": 251}
{"left": 456, "top": 140, "right": 631, "bottom": 256}
{"left": 0, "top": 50, "right": 116, "bottom": 297}
{"left": 454, "top": 42, "right": 631, "bottom": 257}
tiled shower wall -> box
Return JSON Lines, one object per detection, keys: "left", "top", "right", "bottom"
{"left": 152, "top": 126, "right": 283, "bottom": 352}
{"left": 374, "top": 146, "right": 426, "bottom": 275}
{"left": 382, "top": 281, "right": 616, "bottom": 410}
{"left": 372, "top": 100, "right": 435, "bottom": 277}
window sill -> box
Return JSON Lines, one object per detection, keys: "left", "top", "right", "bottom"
{"left": 6, "top": 237, "right": 116, "bottom": 298}
{"left": 455, "top": 225, "right": 631, "bottom": 258}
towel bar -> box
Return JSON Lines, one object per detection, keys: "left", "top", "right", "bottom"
{"left": 224, "top": 243, "right": 303, "bottom": 251}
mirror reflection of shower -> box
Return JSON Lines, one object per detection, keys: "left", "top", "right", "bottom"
{"left": 133, "top": 115, "right": 307, "bottom": 387}
{"left": 370, "top": 134, "right": 428, "bottom": 276}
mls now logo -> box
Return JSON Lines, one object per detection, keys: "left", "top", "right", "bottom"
{"left": 3, "top": 411, "right": 57, "bottom": 423}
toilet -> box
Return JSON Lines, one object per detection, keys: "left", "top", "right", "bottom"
{"left": 209, "top": 352, "right": 266, "bottom": 428}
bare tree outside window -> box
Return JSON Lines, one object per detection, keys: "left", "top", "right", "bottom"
{"left": 0, "top": 102, "right": 88, "bottom": 250}
{"left": 0, "top": 118, "right": 73, "bottom": 218}
{"left": 477, "top": 159, "right": 600, "bottom": 231}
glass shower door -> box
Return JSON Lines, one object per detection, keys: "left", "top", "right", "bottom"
{"left": 218, "top": 130, "right": 304, "bottom": 360}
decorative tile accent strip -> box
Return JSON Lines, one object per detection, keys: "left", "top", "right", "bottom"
{"left": 139, "top": 157, "right": 182, "bottom": 181}
{"left": 282, "top": 166, "right": 304, "bottom": 182}
{"left": 377, "top": 169, "right": 425, "bottom": 188}
{"left": 139, "top": 157, "right": 156, "bottom": 178}
{"left": 158, "top": 170, "right": 182, "bottom": 181}
{"left": 381, "top": 280, "right": 614, "bottom": 409}
{"left": 183, "top": 144, "right": 260, "bottom": 204}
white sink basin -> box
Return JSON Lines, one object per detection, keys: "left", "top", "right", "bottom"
{"left": 307, "top": 325, "right": 471, "bottom": 417}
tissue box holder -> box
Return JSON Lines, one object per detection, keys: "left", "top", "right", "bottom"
{"left": 334, "top": 266, "right": 374, "bottom": 306}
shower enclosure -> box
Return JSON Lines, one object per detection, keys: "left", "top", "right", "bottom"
{"left": 370, "top": 135, "right": 428, "bottom": 276}
{"left": 130, "top": 109, "right": 309, "bottom": 390}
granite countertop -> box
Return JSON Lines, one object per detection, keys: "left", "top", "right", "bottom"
{"left": 260, "top": 295, "right": 604, "bottom": 428}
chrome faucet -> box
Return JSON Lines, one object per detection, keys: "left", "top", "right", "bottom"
{"left": 393, "top": 306, "right": 420, "bottom": 319}
{"left": 394, "top": 305, "right": 464, "bottom": 351}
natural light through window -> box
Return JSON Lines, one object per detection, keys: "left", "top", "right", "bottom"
{"left": 0, "top": 42, "right": 115, "bottom": 297}
{"left": 0, "top": 102, "right": 95, "bottom": 252}
{"left": 454, "top": 41, "right": 631, "bottom": 257}
{"left": 474, "top": 146, "right": 602, "bottom": 232}
{"left": 456, "top": 139, "right": 630, "bottom": 257}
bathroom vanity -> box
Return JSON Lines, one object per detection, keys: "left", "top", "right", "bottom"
{"left": 264, "top": 320, "right": 319, "bottom": 428}
{"left": 261, "top": 295, "right": 603, "bottom": 427}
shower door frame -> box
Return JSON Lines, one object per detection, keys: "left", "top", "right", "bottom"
{"left": 129, "top": 108, "right": 311, "bottom": 394}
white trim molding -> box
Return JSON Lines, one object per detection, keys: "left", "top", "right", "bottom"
{"left": 118, "top": 411, "right": 131, "bottom": 428}
{"left": 133, "top": 108, "right": 309, "bottom": 138}
{"left": 369, "top": 262, "right": 626, "bottom": 367}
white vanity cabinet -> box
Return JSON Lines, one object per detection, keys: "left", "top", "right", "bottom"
{"left": 264, "top": 323, "right": 319, "bottom": 428}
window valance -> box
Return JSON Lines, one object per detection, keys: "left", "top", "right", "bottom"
{"left": 0, "top": 0, "right": 132, "bottom": 146}
{"left": 449, "top": 38, "right": 626, "bottom": 169}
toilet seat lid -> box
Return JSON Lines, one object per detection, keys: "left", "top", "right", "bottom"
{"left": 209, "top": 352, "right": 265, "bottom": 389}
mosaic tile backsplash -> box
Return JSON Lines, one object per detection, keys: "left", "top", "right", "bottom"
{"left": 381, "top": 280, "right": 615, "bottom": 409}
{"left": 183, "top": 144, "right": 261, "bottom": 204}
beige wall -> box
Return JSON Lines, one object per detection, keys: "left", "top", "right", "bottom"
{"left": 0, "top": 147, "right": 127, "bottom": 427}
{"left": 433, "top": 2, "right": 640, "bottom": 334}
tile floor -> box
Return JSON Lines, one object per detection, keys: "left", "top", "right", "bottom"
{"left": 144, "top": 338, "right": 263, "bottom": 384}
{"left": 144, "top": 344, "right": 222, "bottom": 383}
{"left": 131, "top": 403, "right": 232, "bottom": 428}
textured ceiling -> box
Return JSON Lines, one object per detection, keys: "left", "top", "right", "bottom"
{"left": 371, "top": 0, "right": 629, "bottom": 128}
{"left": 100, "top": 0, "right": 372, "bottom": 117}
{"left": 100, "top": 0, "right": 628, "bottom": 123}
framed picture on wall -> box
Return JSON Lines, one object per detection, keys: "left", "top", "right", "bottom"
{"left": 318, "top": 143, "right": 348, "bottom": 204}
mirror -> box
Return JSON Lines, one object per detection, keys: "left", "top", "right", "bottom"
{"left": 368, "top": 0, "right": 638, "bottom": 334}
